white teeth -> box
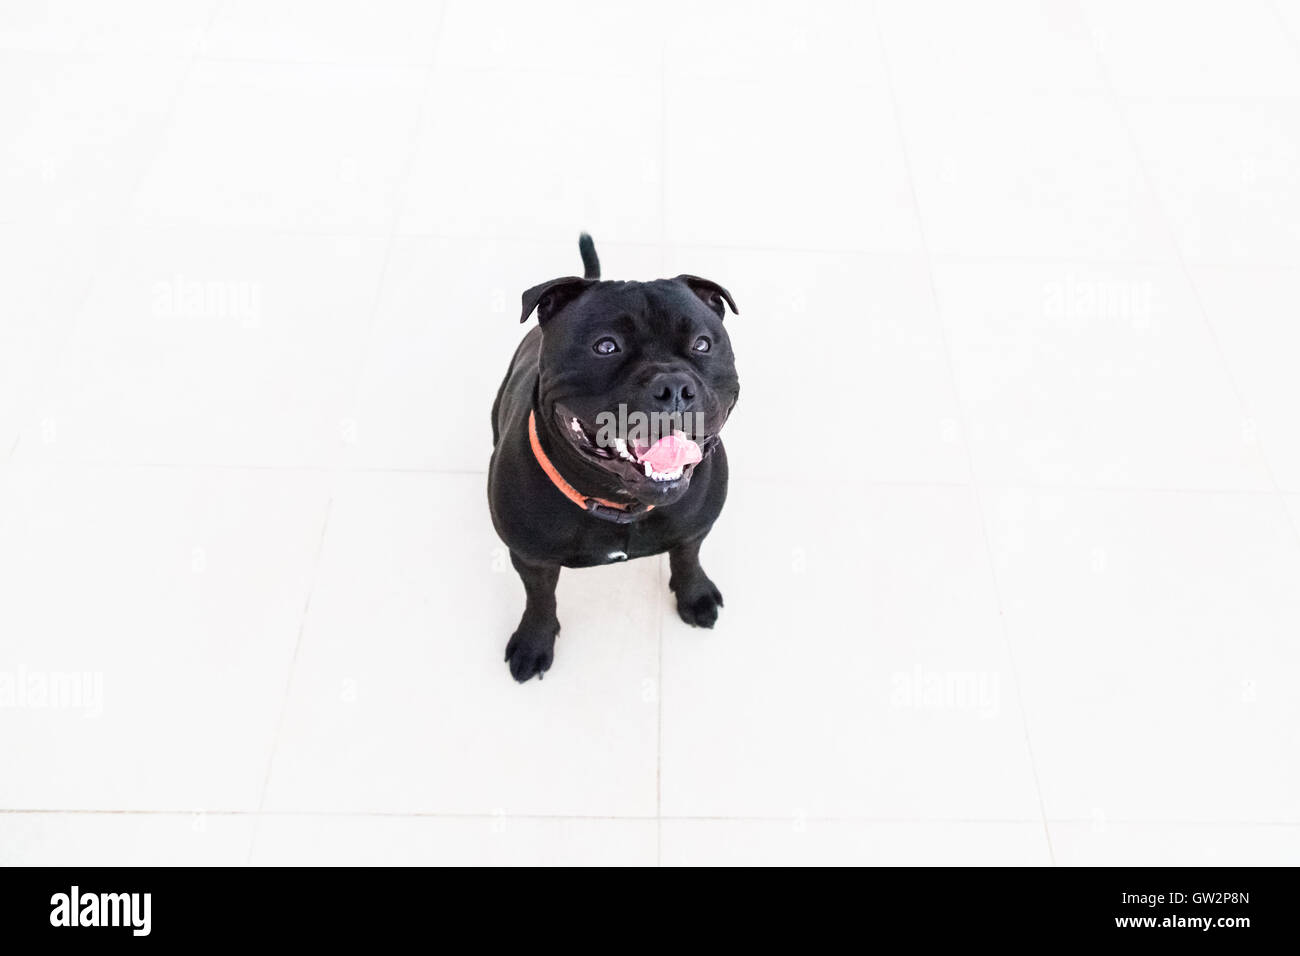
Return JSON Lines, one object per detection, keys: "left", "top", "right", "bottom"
{"left": 613, "top": 437, "right": 637, "bottom": 462}
{"left": 643, "top": 462, "right": 685, "bottom": 482}
{"left": 570, "top": 417, "right": 583, "bottom": 433}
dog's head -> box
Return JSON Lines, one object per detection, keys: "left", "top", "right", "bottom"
{"left": 522, "top": 253, "right": 739, "bottom": 507}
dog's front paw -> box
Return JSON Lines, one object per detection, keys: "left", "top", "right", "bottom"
{"left": 505, "top": 625, "right": 558, "bottom": 682}
{"left": 670, "top": 575, "right": 724, "bottom": 628}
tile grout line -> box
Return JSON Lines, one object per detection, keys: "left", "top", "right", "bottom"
{"left": 5, "top": 806, "right": 1295, "bottom": 827}
{"left": 245, "top": 1, "right": 449, "bottom": 868}
{"left": 870, "top": 0, "right": 1057, "bottom": 866}
{"left": 245, "top": 495, "right": 334, "bottom": 864}
{"left": 189, "top": 56, "right": 657, "bottom": 77}
{"left": 11, "top": 2, "right": 226, "bottom": 468}
{"left": 655, "top": 26, "right": 668, "bottom": 870}
{"left": 11, "top": 462, "right": 494, "bottom": 475}
{"left": 330, "top": 2, "right": 449, "bottom": 475}
{"left": 1076, "top": 0, "right": 1300, "bottom": 554}
{"left": 17, "top": 214, "right": 1300, "bottom": 269}
{"left": 1, "top": 456, "right": 1288, "bottom": 497}
{"left": 189, "top": 54, "right": 443, "bottom": 69}
{"left": 242, "top": 4, "right": 449, "bottom": 866}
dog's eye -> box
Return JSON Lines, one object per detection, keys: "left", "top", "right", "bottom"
{"left": 693, "top": 336, "right": 712, "bottom": 353}
{"left": 593, "top": 337, "right": 619, "bottom": 355}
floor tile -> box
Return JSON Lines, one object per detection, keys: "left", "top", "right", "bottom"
{"left": 0, "top": 465, "right": 330, "bottom": 810}
{"left": 131, "top": 60, "right": 426, "bottom": 230}
{"left": 933, "top": 260, "right": 1271, "bottom": 490}
{"left": 0, "top": 1, "right": 89, "bottom": 54}
{"left": 250, "top": 814, "right": 656, "bottom": 865}
{"left": 435, "top": 0, "right": 662, "bottom": 77}
{"left": 1190, "top": 267, "right": 1300, "bottom": 491}
{"left": 1050, "top": 821, "right": 1300, "bottom": 865}
{"left": 261, "top": 472, "right": 661, "bottom": 816}
{"left": 664, "top": 75, "right": 920, "bottom": 254}
{"left": 1286, "top": 496, "right": 1300, "bottom": 539}
{"left": 0, "top": 812, "right": 253, "bottom": 865}
{"left": 1127, "top": 100, "right": 1300, "bottom": 266}
{"left": 0, "top": 53, "right": 187, "bottom": 226}
{"left": 662, "top": 819, "right": 1050, "bottom": 866}
{"left": 14, "top": 228, "right": 388, "bottom": 468}
{"left": 1278, "top": 0, "right": 1300, "bottom": 42}
{"left": 0, "top": 1, "right": 217, "bottom": 57}
{"left": 984, "top": 486, "right": 1300, "bottom": 822}
{"left": 659, "top": 479, "right": 1041, "bottom": 821}
{"left": 1083, "top": 0, "right": 1300, "bottom": 97}
{"left": 79, "top": 1, "right": 219, "bottom": 56}
{"left": 897, "top": 91, "right": 1173, "bottom": 261}
{"left": 664, "top": 0, "right": 884, "bottom": 84}
{"left": 203, "top": 0, "right": 444, "bottom": 66}
{"left": 877, "top": 0, "right": 1105, "bottom": 97}
{"left": 398, "top": 70, "right": 662, "bottom": 242}
{"left": 0, "top": 224, "right": 114, "bottom": 457}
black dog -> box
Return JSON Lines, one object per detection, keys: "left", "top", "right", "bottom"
{"left": 488, "top": 234, "right": 740, "bottom": 682}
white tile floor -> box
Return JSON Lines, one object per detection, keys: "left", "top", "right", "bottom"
{"left": 1, "top": 0, "right": 1298, "bottom": 867}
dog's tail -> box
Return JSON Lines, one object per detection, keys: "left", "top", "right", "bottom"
{"left": 578, "top": 232, "right": 600, "bottom": 279}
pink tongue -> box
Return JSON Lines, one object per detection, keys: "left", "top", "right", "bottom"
{"left": 638, "top": 432, "right": 703, "bottom": 472}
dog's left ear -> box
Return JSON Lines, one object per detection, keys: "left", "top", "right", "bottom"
{"left": 520, "top": 276, "right": 594, "bottom": 325}
{"left": 675, "top": 275, "right": 738, "bottom": 319}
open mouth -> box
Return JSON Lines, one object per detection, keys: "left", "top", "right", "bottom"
{"left": 556, "top": 408, "right": 718, "bottom": 484}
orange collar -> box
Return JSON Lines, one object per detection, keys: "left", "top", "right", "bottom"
{"left": 528, "top": 410, "right": 653, "bottom": 524}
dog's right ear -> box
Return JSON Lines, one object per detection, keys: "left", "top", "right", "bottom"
{"left": 520, "top": 277, "right": 594, "bottom": 324}
{"left": 675, "top": 275, "right": 738, "bottom": 319}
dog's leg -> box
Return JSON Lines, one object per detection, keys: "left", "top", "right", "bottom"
{"left": 504, "top": 551, "right": 561, "bottom": 682}
{"left": 668, "top": 535, "right": 724, "bottom": 628}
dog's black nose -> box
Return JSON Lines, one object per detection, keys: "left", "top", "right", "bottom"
{"left": 646, "top": 372, "right": 696, "bottom": 412}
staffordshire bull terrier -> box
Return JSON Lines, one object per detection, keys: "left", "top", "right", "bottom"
{"left": 488, "top": 234, "right": 740, "bottom": 682}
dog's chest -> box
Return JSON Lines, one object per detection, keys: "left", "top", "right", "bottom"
{"left": 562, "top": 517, "right": 669, "bottom": 568}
